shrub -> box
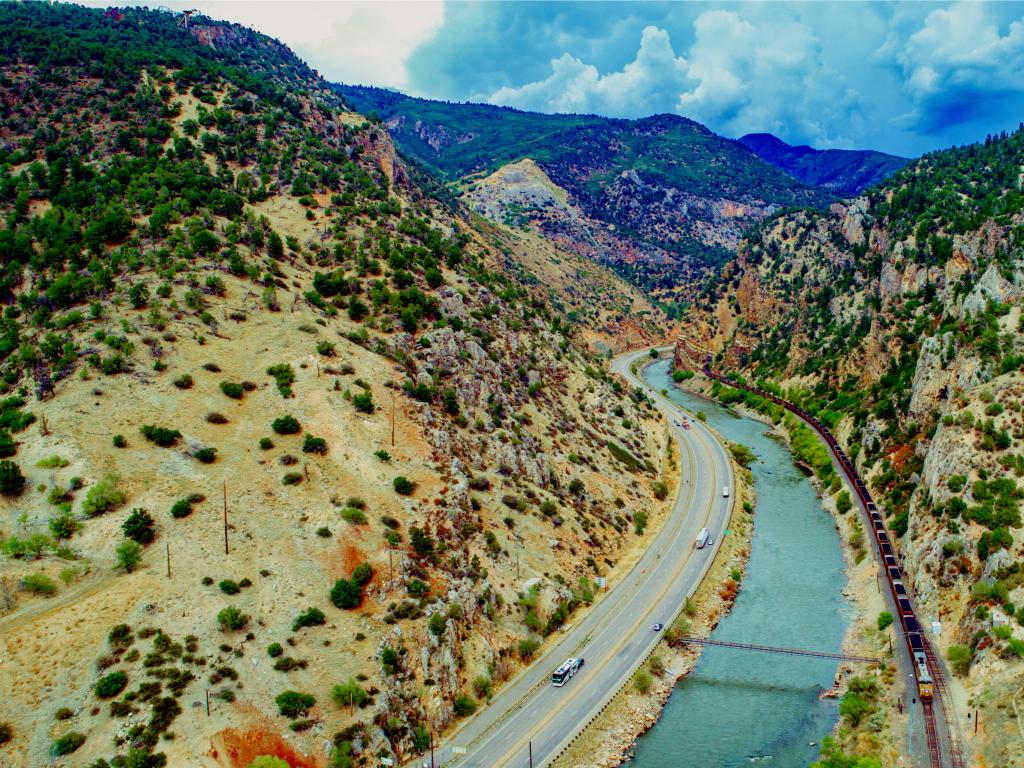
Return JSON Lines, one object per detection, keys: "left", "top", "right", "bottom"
{"left": 122, "top": 508, "right": 156, "bottom": 545}
{"left": 453, "top": 695, "right": 477, "bottom": 717}
{"left": 316, "top": 341, "right": 335, "bottom": 357}
{"left": 947, "top": 644, "right": 972, "bottom": 676}
{"left": 36, "top": 455, "right": 69, "bottom": 469}
{"left": 836, "top": 491, "right": 852, "bottom": 515}
{"left": 207, "top": 412, "right": 229, "bottom": 424}
{"left": 22, "top": 572, "right": 58, "bottom": 595}
{"left": 352, "top": 563, "right": 373, "bottom": 586}
{"left": 332, "top": 679, "right": 369, "bottom": 709}
{"left": 219, "top": 580, "right": 240, "bottom": 595}
{"left": 194, "top": 447, "right": 217, "bottom": 463}
{"left": 316, "top": 526, "right": 331, "bottom": 538}
{"left": 352, "top": 392, "right": 374, "bottom": 413}
{"left": 173, "top": 374, "right": 194, "bottom": 389}
{"left": 267, "top": 364, "right": 296, "bottom": 398}
{"left": 393, "top": 476, "right": 415, "bottom": 495}
{"left": 517, "top": 637, "right": 540, "bottom": 660}
{"left": 839, "top": 690, "right": 872, "bottom": 726}
{"left": 52, "top": 732, "right": 86, "bottom": 756}
{"left": 302, "top": 434, "right": 328, "bottom": 454}
{"left": 429, "top": 612, "right": 446, "bottom": 637}
{"left": 170, "top": 499, "right": 193, "bottom": 519}
{"left": 49, "top": 513, "right": 78, "bottom": 540}
{"left": 331, "top": 578, "right": 361, "bottom": 609}
{"left": 275, "top": 690, "right": 315, "bottom": 719}
{"left": 341, "top": 507, "right": 367, "bottom": 524}
{"left": 472, "top": 675, "right": 492, "bottom": 699}
{"left": 272, "top": 415, "right": 301, "bottom": 435}
{"left": 267, "top": 643, "right": 284, "bottom": 658}
{"left": 249, "top": 758, "right": 290, "bottom": 768}
{"left": 220, "top": 382, "right": 244, "bottom": 399}
{"left": 293, "top": 607, "right": 326, "bottom": 632}
{"left": 651, "top": 480, "right": 669, "bottom": 500}
{"left": 139, "top": 425, "right": 181, "bottom": 447}
{"left": 112, "top": 434, "right": 127, "bottom": 448}
{"left": 282, "top": 472, "right": 303, "bottom": 486}
{"left": 218, "top": 606, "right": 250, "bottom": 632}
{"left": 82, "top": 476, "right": 127, "bottom": 517}
{"left": 633, "top": 669, "right": 653, "bottom": 694}
{"left": 259, "top": 437, "right": 274, "bottom": 450}
{"left": 95, "top": 670, "right": 128, "bottom": 698}
{"left": 0, "top": 460, "right": 25, "bottom": 497}
{"left": 0, "top": 721, "right": 11, "bottom": 745}
{"left": 115, "top": 540, "right": 143, "bottom": 572}
{"left": 407, "top": 578, "right": 428, "bottom": 597}
{"left": 54, "top": 707, "right": 73, "bottom": 721}
{"left": 877, "top": 611, "right": 894, "bottom": 631}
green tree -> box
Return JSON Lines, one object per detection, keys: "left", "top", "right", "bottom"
{"left": 330, "top": 578, "right": 361, "bottom": 609}
{"left": 947, "top": 644, "right": 972, "bottom": 676}
{"left": 836, "top": 490, "right": 852, "bottom": 515}
{"left": 115, "top": 539, "right": 143, "bottom": 572}
{"left": 331, "top": 679, "right": 368, "bottom": 709}
{"left": 122, "top": 508, "right": 156, "bottom": 545}
{"left": 248, "top": 758, "right": 289, "bottom": 768}
{"left": 0, "top": 460, "right": 25, "bottom": 497}
{"left": 877, "top": 611, "right": 893, "bottom": 631}
{"left": 839, "top": 691, "right": 872, "bottom": 726}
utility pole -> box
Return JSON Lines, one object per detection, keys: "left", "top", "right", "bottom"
{"left": 388, "top": 544, "right": 394, "bottom": 589}
{"left": 166, "top": 541, "right": 170, "bottom": 578}
{"left": 223, "top": 480, "right": 229, "bottom": 556}
{"left": 529, "top": 740, "right": 533, "bottom": 768}
{"left": 429, "top": 731, "right": 435, "bottom": 768}
{"left": 391, "top": 386, "right": 396, "bottom": 448}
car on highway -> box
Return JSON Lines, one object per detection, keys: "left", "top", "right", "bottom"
{"left": 652, "top": 623, "right": 664, "bottom": 631}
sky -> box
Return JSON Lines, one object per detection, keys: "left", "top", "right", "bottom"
{"left": 74, "top": 1, "right": 1024, "bottom": 158}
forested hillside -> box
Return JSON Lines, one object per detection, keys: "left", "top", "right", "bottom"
{"left": 338, "top": 84, "right": 830, "bottom": 290}
{"left": 0, "top": 6, "right": 677, "bottom": 767}
{"left": 738, "top": 133, "right": 908, "bottom": 196}
{"left": 678, "top": 126, "right": 1024, "bottom": 766}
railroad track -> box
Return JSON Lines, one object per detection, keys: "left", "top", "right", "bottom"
{"left": 705, "top": 364, "right": 966, "bottom": 768}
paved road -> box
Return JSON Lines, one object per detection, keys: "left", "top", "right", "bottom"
{"left": 433, "top": 348, "right": 734, "bottom": 768}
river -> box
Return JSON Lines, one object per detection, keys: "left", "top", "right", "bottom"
{"left": 627, "top": 360, "right": 851, "bottom": 768}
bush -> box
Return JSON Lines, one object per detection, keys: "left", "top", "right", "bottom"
{"left": 302, "top": 434, "right": 328, "bottom": 454}
{"left": 52, "top": 732, "right": 86, "bottom": 756}
{"left": 877, "top": 611, "right": 894, "bottom": 631}
{"left": 393, "top": 476, "right": 415, "bottom": 495}
{"left": 173, "top": 374, "right": 194, "bottom": 389}
{"left": 341, "top": 507, "right": 367, "bottom": 524}
{"left": 651, "top": 481, "right": 668, "bottom": 500}
{"left": 139, "top": 425, "right": 181, "bottom": 447}
{"left": 331, "top": 578, "right": 361, "bottom": 609}
{"left": 947, "top": 644, "right": 972, "bottom": 676}
{"left": 267, "top": 643, "right": 284, "bottom": 658}
{"left": 95, "top": 670, "right": 128, "bottom": 698}
{"left": 259, "top": 437, "right": 274, "bottom": 450}
{"left": 0, "top": 721, "right": 11, "bottom": 745}
{"left": 49, "top": 513, "right": 78, "bottom": 540}
{"left": 352, "top": 392, "right": 374, "bottom": 413}
{"left": 351, "top": 563, "right": 373, "bottom": 586}
{"left": 272, "top": 415, "right": 301, "bottom": 435}
{"left": 517, "top": 637, "right": 540, "bottom": 660}
{"left": 836, "top": 491, "right": 852, "bottom": 515}
{"left": 0, "top": 460, "right": 25, "bottom": 497}
{"left": 267, "top": 364, "right": 296, "bottom": 398}
{"left": 112, "top": 434, "right": 127, "bottom": 448}
{"left": 293, "top": 607, "right": 326, "bottom": 632}
{"left": 282, "top": 472, "right": 303, "bottom": 485}
{"left": 170, "top": 499, "right": 193, "bottom": 519}
{"left": 22, "top": 573, "right": 58, "bottom": 595}
{"left": 194, "top": 447, "right": 217, "bottom": 463}
{"left": 82, "top": 475, "right": 127, "bottom": 517}
{"left": 633, "top": 669, "right": 653, "bottom": 693}
{"left": 453, "top": 694, "right": 477, "bottom": 717}
{"left": 472, "top": 675, "right": 492, "bottom": 699}
{"left": 218, "top": 606, "right": 250, "bottom": 632}
{"left": 839, "top": 691, "right": 872, "bottom": 726}
{"left": 220, "top": 382, "right": 244, "bottom": 399}
{"left": 332, "top": 679, "right": 369, "bottom": 709}
{"left": 275, "top": 690, "right": 315, "bottom": 719}
{"left": 123, "top": 508, "right": 156, "bottom": 545}
{"left": 249, "top": 757, "right": 290, "bottom": 768}
{"left": 115, "top": 540, "right": 143, "bottom": 572}
{"left": 219, "top": 580, "right": 240, "bottom": 595}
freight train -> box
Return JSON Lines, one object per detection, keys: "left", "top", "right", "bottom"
{"left": 703, "top": 362, "right": 934, "bottom": 702}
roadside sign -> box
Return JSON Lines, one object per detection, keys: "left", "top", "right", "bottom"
{"left": 379, "top": 759, "right": 394, "bottom": 766}
{"left": 595, "top": 576, "right": 607, "bottom": 589}
{"left": 453, "top": 746, "right": 467, "bottom": 755}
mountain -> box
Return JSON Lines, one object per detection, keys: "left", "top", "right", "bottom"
{"left": 0, "top": 5, "right": 678, "bottom": 767}
{"left": 337, "top": 85, "right": 833, "bottom": 291}
{"left": 738, "top": 132, "right": 909, "bottom": 196}
{"left": 677, "top": 127, "right": 1024, "bottom": 765}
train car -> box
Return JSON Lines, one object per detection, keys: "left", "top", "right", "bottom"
{"left": 872, "top": 518, "right": 885, "bottom": 531}
{"left": 878, "top": 531, "right": 890, "bottom": 544}
{"left": 898, "top": 597, "right": 914, "bottom": 617}
{"left": 893, "top": 580, "right": 908, "bottom": 597}
{"left": 904, "top": 615, "right": 920, "bottom": 634}
{"left": 888, "top": 566, "right": 902, "bottom": 582}
{"left": 914, "top": 651, "right": 934, "bottom": 701}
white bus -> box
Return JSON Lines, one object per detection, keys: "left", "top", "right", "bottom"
{"left": 551, "top": 657, "right": 584, "bottom": 687}
{"left": 695, "top": 527, "right": 711, "bottom": 549}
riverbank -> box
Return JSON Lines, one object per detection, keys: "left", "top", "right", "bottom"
{"left": 683, "top": 375, "right": 912, "bottom": 767}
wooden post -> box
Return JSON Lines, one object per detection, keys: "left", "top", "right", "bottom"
{"left": 529, "top": 740, "right": 533, "bottom": 768}
{"left": 206, "top": 688, "right": 210, "bottom": 716}
{"left": 391, "top": 387, "right": 396, "bottom": 448}
{"left": 430, "top": 731, "right": 434, "bottom": 768}
{"left": 388, "top": 545, "right": 394, "bottom": 588}
{"left": 166, "top": 541, "right": 170, "bottom": 578}
{"left": 223, "top": 481, "right": 229, "bottom": 556}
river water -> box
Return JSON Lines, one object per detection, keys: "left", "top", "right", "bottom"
{"left": 627, "top": 360, "right": 851, "bottom": 768}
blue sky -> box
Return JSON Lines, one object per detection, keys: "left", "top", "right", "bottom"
{"left": 78, "top": 1, "right": 1024, "bottom": 157}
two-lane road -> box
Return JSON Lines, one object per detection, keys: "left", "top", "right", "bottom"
{"left": 434, "top": 348, "right": 734, "bottom": 768}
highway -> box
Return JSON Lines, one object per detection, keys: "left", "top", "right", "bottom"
{"left": 433, "top": 347, "right": 735, "bottom": 768}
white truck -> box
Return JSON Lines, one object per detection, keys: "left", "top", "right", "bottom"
{"left": 722, "top": 486, "right": 730, "bottom": 498}
{"left": 695, "top": 527, "right": 711, "bottom": 549}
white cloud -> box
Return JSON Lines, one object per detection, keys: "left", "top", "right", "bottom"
{"left": 890, "top": 2, "right": 1024, "bottom": 131}
{"left": 485, "top": 13, "right": 863, "bottom": 147}
{"left": 69, "top": 0, "right": 445, "bottom": 89}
